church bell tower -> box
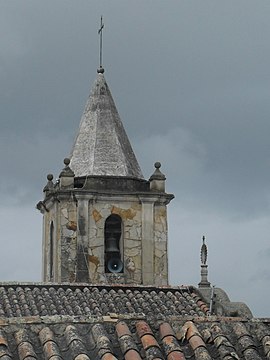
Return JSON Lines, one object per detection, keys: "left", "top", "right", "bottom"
{"left": 37, "top": 66, "right": 174, "bottom": 285}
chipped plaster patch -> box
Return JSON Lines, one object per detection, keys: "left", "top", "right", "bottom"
{"left": 61, "top": 208, "right": 68, "bottom": 219}
{"left": 92, "top": 209, "right": 102, "bottom": 222}
{"left": 111, "top": 206, "right": 136, "bottom": 220}
{"left": 66, "top": 221, "right": 77, "bottom": 231}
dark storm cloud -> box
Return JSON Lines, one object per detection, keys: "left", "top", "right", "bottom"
{"left": 0, "top": 132, "right": 71, "bottom": 205}
{"left": 0, "top": 0, "right": 270, "bottom": 316}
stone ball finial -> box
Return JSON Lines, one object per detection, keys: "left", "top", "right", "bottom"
{"left": 59, "top": 157, "right": 75, "bottom": 179}
{"left": 149, "top": 161, "right": 166, "bottom": 189}
{"left": 64, "top": 158, "right": 70, "bottom": 166}
{"left": 97, "top": 66, "right": 105, "bottom": 74}
{"left": 44, "top": 173, "right": 54, "bottom": 194}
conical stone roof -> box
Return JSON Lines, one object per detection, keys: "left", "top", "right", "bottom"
{"left": 70, "top": 71, "right": 144, "bottom": 179}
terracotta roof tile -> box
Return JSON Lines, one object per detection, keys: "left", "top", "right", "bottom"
{"left": 0, "top": 329, "right": 12, "bottom": 360}
{"left": 15, "top": 329, "right": 38, "bottom": 360}
{"left": 92, "top": 323, "right": 115, "bottom": 359}
{"left": 160, "top": 323, "right": 185, "bottom": 360}
{"left": 116, "top": 321, "right": 141, "bottom": 358}
{"left": 0, "top": 284, "right": 207, "bottom": 319}
{"left": 255, "top": 324, "right": 270, "bottom": 358}
{"left": 0, "top": 319, "right": 268, "bottom": 359}
{"left": 136, "top": 321, "right": 164, "bottom": 359}
{"left": 208, "top": 323, "right": 237, "bottom": 359}
{"left": 233, "top": 322, "right": 263, "bottom": 360}
{"left": 64, "top": 324, "right": 91, "bottom": 360}
{"left": 183, "top": 320, "right": 212, "bottom": 360}
{"left": 0, "top": 284, "right": 269, "bottom": 359}
{"left": 39, "top": 327, "right": 62, "bottom": 360}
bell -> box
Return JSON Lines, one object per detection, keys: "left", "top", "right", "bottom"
{"left": 107, "top": 257, "right": 123, "bottom": 273}
{"left": 106, "top": 235, "right": 119, "bottom": 253}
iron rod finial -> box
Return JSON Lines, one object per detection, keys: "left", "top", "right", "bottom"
{"left": 98, "top": 15, "right": 105, "bottom": 71}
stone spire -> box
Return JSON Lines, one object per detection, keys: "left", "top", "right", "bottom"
{"left": 69, "top": 71, "right": 144, "bottom": 179}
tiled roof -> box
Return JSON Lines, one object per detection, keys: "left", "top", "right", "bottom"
{"left": 0, "top": 283, "right": 269, "bottom": 360}
{"left": 0, "top": 315, "right": 270, "bottom": 359}
{"left": 0, "top": 284, "right": 208, "bottom": 318}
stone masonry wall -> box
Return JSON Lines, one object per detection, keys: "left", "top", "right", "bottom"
{"left": 43, "top": 196, "right": 169, "bottom": 286}
{"left": 44, "top": 200, "right": 77, "bottom": 283}
{"left": 59, "top": 200, "right": 77, "bottom": 282}
{"left": 89, "top": 200, "right": 142, "bottom": 284}
{"left": 43, "top": 208, "right": 54, "bottom": 282}
{"left": 154, "top": 204, "right": 168, "bottom": 285}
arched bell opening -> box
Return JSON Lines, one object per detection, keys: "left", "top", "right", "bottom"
{"left": 104, "top": 214, "right": 123, "bottom": 273}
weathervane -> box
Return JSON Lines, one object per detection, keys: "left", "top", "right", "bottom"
{"left": 98, "top": 16, "right": 104, "bottom": 72}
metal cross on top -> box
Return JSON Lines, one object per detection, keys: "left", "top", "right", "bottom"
{"left": 98, "top": 16, "right": 104, "bottom": 69}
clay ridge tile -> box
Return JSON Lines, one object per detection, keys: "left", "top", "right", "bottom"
{"left": 254, "top": 323, "right": 270, "bottom": 358}
{"left": 208, "top": 323, "right": 239, "bottom": 359}
{"left": 101, "top": 354, "right": 119, "bottom": 360}
{"left": 159, "top": 323, "right": 186, "bottom": 360}
{"left": 136, "top": 321, "right": 163, "bottom": 359}
{"left": 64, "top": 325, "right": 90, "bottom": 360}
{"left": 0, "top": 319, "right": 270, "bottom": 359}
{"left": 116, "top": 321, "right": 141, "bottom": 359}
{"left": 39, "top": 327, "right": 62, "bottom": 359}
{"left": 14, "top": 329, "right": 37, "bottom": 360}
{"left": 0, "top": 329, "right": 12, "bottom": 360}
{"left": 0, "top": 332, "right": 8, "bottom": 348}
{"left": 92, "top": 323, "right": 116, "bottom": 359}
{"left": 233, "top": 322, "right": 262, "bottom": 360}
{"left": 178, "top": 321, "right": 212, "bottom": 360}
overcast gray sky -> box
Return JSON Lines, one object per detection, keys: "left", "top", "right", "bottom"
{"left": 0, "top": 1, "right": 269, "bottom": 317}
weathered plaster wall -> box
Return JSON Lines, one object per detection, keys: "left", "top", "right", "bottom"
{"left": 43, "top": 199, "right": 77, "bottom": 283}
{"left": 59, "top": 200, "right": 77, "bottom": 282}
{"left": 154, "top": 204, "right": 168, "bottom": 285}
{"left": 43, "top": 195, "right": 169, "bottom": 286}
{"left": 88, "top": 200, "right": 143, "bottom": 284}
